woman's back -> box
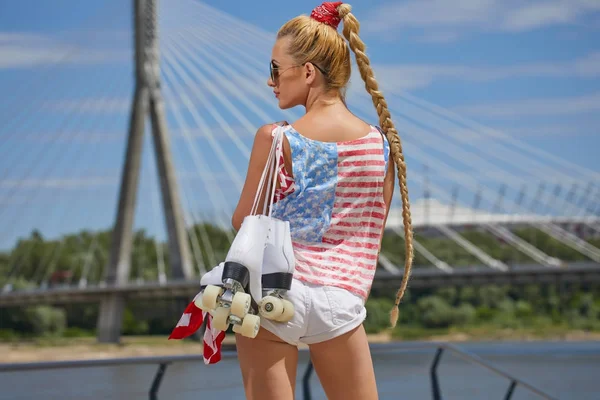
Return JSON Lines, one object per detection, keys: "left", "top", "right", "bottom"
{"left": 271, "top": 116, "right": 390, "bottom": 299}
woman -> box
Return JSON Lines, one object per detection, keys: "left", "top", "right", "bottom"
{"left": 231, "top": 2, "right": 414, "bottom": 399}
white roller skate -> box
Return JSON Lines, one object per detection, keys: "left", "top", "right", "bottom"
{"left": 199, "top": 215, "right": 270, "bottom": 339}
{"left": 259, "top": 218, "right": 295, "bottom": 323}
{"left": 193, "top": 262, "right": 225, "bottom": 313}
{"left": 198, "top": 125, "right": 296, "bottom": 337}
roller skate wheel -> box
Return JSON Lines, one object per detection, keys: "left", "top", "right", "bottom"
{"left": 259, "top": 295, "right": 284, "bottom": 320}
{"left": 276, "top": 299, "right": 294, "bottom": 322}
{"left": 202, "top": 285, "right": 222, "bottom": 310}
{"left": 193, "top": 292, "right": 210, "bottom": 312}
{"left": 231, "top": 320, "right": 243, "bottom": 335}
{"left": 211, "top": 307, "right": 231, "bottom": 331}
{"left": 231, "top": 292, "right": 251, "bottom": 318}
{"left": 233, "top": 314, "right": 260, "bottom": 338}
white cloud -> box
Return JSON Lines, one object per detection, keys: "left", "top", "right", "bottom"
{"left": 573, "top": 52, "right": 600, "bottom": 76}
{"left": 41, "top": 75, "right": 268, "bottom": 114}
{"left": 19, "top": 131, "right": 126, "bottom": 144}
{"left": 503, "top": 124, "right": 598, "bottom": 138}
{"left": 0, "top": 195, "right": 34, "bottom": 206}
{"left": 0, "top": 177, "right": 118, "bottom": 189}
{"left": 39, "top": 92, "right": 211, "bottom": 115}
{"left": 41, "top": 98, "right": 131, "bottom": 114}
{"left": 364, "top": 0, "right": 600, "bottom": 39}
{"left": 0, "top": 32, "right": 129, "bottom": 69}
{"left": 366, "top": 0, "right": 496, "bottom": 29}
{"left": 367, "top": 51, "right": 600, "bottom": 91}
{"left": 14, "top": 126, "right": 252, "bottom": 146}
{"left": 415, "top": 124, "right": 596, "bottom": 141}
{"left": 0, "top": 33, "right": 53, "bottom": 45}
{"left": 415, "top": 31, "right": 462, "bottom": 43}
{"left": 453, "top": 92, "right": 600, "bottom": 117}
{"left": 0, "top": 171, "right": 235, "bottom": 191}
{"left": 502, "top": 3, "right": 578, "bottom": 32}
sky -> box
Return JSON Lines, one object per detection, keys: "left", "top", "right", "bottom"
{"left": 0, "top": 0, "right": 598, "bottom": 251}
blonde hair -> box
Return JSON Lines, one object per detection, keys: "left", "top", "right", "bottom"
{"left": 277, "top": 3, "right": 414, "bottom": 328}
{"left": 277, "top": 13, "right": 351, "bottom": 99}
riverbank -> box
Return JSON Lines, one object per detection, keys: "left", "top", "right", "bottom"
{"left": 2, "top": 327, "right": 600, "bottom": 364}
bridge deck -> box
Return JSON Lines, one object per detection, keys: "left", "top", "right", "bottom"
{"left": 2, "top": 262, "right": 599, "bottom": 307}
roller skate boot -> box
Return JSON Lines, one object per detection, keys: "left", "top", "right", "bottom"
{"left": 259, "top": 219, "right": 295, "bottom": 323}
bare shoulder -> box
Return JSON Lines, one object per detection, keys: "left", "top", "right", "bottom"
{"left": 253, "top": 124, "right": 275, "bottom": 146}
{"left": 257, "top": 120, "right": 289, "bottom": 137}
{"left": 251, "top": 122, "right": 290, "bottom": 152}
{"left": 256, "top": 123, "right": 274, "bottom": 138}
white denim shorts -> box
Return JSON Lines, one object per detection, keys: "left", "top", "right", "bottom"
{"left": 260, "top": 278, "right": 367, "bottom": 346}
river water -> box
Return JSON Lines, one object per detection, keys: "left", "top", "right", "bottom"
{"left": 0, "top": 341, "right": 598, "bottom": 399}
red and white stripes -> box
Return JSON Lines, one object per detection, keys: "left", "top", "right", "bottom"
{"left": 293, "top": 129, "right": 387, "bottom": 299}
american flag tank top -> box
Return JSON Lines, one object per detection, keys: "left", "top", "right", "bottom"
{"left": 271, "top": 124, "right": 390, "bottom": 299}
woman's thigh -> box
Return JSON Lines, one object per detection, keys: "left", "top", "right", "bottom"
{"left": 308, "top": 324, "right": 378, "bottom": 400}
{"left": 235, "top": 328, "right": 299, "bottom": 400}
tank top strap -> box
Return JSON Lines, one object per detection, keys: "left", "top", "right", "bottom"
{"left": 374, "top": 125, "right": 391, "bottom": 172}
{"left": 270, "top": 124, "right": 295, "bottom": 202}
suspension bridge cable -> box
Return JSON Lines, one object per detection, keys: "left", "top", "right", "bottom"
{"left": 2, "top": 75, "right": 128, "bottom": 283}
{"left": 161, "top": 42, "right": 251, "bottom": 158}
{"left": 160, "top": 54, "right": 245, "bottom": 190}
{"left": 171, "top": 0, "right": 598, "bottom": 216}
{"left": 0, "top": 72, "right": 127, "bottom": 238}
{"left": 0, "top": 0, "right": 126, "bottom": 128}
{"left": 25, "top": 84, "right": 129, "bottom": 286}
{"left": 160, "top": 67, "right": 238, "bottom": 232}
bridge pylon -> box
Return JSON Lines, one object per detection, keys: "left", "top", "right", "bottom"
{"left": 97, "top": 0, "right": 193, "bottom": 343}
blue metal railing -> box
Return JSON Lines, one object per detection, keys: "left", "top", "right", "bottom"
{"left": 0, "top": 342, "right": 557, "bottom": 399}
{"left": 423, "top": 343, "right": 557, "bottom": 400}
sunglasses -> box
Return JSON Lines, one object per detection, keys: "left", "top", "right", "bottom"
{"left": 270, "top": 61, "right": 328, "bottom": 84}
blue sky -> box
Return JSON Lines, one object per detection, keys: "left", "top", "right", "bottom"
{"left": 0, "top": 0, "right": 598, "bottom": 250}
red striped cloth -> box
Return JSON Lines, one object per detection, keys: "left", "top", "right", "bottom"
{"left": 169, "top": 300, "right": 226, "bottom": 365}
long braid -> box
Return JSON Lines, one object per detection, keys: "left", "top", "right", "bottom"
{"left": 338, "top": 4, "right": 414, "bottom": 328}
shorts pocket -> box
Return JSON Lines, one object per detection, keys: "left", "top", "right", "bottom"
{"left": 323, "top": 285, "right": 365, "bottom": 326}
